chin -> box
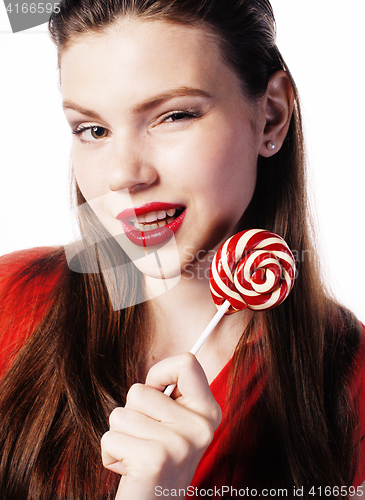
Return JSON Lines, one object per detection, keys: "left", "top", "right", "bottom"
{"left": 113, "top": 231, "right": 182, "bottom": 279}
{"left": 133, "top": 258, "right": 182, "bottom": 280}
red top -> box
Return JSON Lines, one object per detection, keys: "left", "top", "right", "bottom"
{"left": 1, "top": 248, "right": 365, "bottom": 496}
{"left": 0, "top": 247, "right": 62, "bottom": 376}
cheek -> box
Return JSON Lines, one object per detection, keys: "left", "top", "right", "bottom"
{"left": 182, "top": 123, "right": 258, "bottom": 202}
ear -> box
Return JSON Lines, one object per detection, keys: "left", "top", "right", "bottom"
{"left": 258, "top": 70, "right": 294, "bottom": 158}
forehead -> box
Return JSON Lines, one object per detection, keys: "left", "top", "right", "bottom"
{"left": 60, "top": 18, "right": 242, "bottom": 104}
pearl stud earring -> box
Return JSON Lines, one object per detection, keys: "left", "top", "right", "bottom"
{"left": 267, "top": 141, "right": 276, "bottom": 151}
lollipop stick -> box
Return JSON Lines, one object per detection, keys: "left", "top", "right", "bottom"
{"left": 163, "top": 299, "right": 230, "bottom": 396}
{"left": 189, "top": 299, "right": 231, "bottom": 355}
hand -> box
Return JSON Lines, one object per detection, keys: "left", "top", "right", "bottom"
{"left": 101, "top": 352, "right": 222, "bottom": 499}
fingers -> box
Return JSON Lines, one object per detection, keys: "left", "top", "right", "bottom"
{"left": 108, "top": 386, "right": 216, "bottom": 452}
{"left": 101, "top": 352, "right": 223, "bottom": 498}
{"left": 101, "top": 429, "right": 195, "bottom": 499}
{"left": 145, "top": 352, "right": 222, "bottom": 428}
{"left": 101, "top": 431, "right": 154, "bottom": 476}
{"left": 145, "top": 352, "right": 205, "bottom": 394}
{"left": 123, "top": 382, "right": 203, "bottom": 428}
{"left": 108, "top": 403, "right": 166, "bottom": 439}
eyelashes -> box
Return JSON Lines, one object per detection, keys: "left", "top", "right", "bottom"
{"left": 161, "top": 109, "right": 203, "bottom": 122}
{"left": 71, "top": 108, "right": 203, "bottom": 143}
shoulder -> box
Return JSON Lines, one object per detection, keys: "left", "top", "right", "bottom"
{"left": 0, "top": 247, "right": 67, "bottom": 377}
{"left": 0, "top": 246, "right": 66, "bottom": 295}
{"left": 0, "top": 247, "right": 66, "bottom": 310}
{"left": 0, "top": 246, "right": 65, "bottom": 277}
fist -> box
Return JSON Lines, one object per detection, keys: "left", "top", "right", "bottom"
{"left": 101, "top": 353, "right": 222, "bottom": 499}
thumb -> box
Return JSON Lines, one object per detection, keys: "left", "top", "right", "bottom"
{"left": 145, "top": 352, "right": 222, "bottom": 426}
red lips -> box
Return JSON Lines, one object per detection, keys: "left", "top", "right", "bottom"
{"left": 116, "top": 202, "right": 186, "bottom": 247}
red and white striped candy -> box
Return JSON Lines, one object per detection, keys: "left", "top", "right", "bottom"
{"left": 209, "top": 229, "right": 296, "bottom": 313}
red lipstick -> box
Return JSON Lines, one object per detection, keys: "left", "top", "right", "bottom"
{"left": 116, "top": 202, "right": 186, "bottom": 247}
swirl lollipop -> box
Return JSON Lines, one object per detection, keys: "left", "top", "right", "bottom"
{"left": 210, "top": 229, "right": 295, "bottom": 313}
{"left": 164, "top": 229, "right": 295, "bottom": 395}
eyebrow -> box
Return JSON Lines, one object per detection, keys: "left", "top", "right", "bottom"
{"left": 62, "top": 101, "right": 102, "bottom": 120}
{"left": 132, "top": 87, "right": 212, "bottom": 113}
{"left": 62, "top": 87, "right": 212, "bottom": 118}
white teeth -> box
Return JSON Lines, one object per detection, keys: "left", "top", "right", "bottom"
{"left": 135, "top": 208, "right": 177, "bottom": 223}
{"left": 144, "top": 211, "right": 157, "bottom": 223}
{"left": 136, "top": 213, "right": 146, "bottom": 223}
{"left": 133, "top": 221, "right": 163, "bottom": 230}
{"left": 132, "top": 208, "right": 181, "bottom": 231}
{"left": 157, "top": 210, "right": 166, "bottom": 220}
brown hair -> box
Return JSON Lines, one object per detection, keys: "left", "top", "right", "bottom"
{"left": 0, "top": 0, "right": 362, "bottom": 498}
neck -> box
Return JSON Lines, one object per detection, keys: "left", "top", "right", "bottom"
{"left": 142, "top": 256, "right": 249, "bottom": 383}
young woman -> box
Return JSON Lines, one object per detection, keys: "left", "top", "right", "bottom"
{"left": 0, "top": 0, "right": 364, "bottom": 498}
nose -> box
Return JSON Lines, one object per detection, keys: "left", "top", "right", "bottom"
{"left": 107, "top": 133, "right": 158, "bottom": 192}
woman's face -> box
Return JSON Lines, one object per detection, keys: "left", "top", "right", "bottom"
{"left": 61, "top": 19, "right": 264, "bottom": 279}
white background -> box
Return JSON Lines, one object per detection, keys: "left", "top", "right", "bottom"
{"left": 0, "top": 1, "right": 364, "bottom": 322}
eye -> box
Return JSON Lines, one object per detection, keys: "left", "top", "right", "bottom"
{"left": 162, "top": 110, "right": 201, "bottom": 123}
{"left": 90, "top": 126, "right": 108, "bottom": 139}
{"left": 72, "top": 125, "right": 109, "bottom": 142}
